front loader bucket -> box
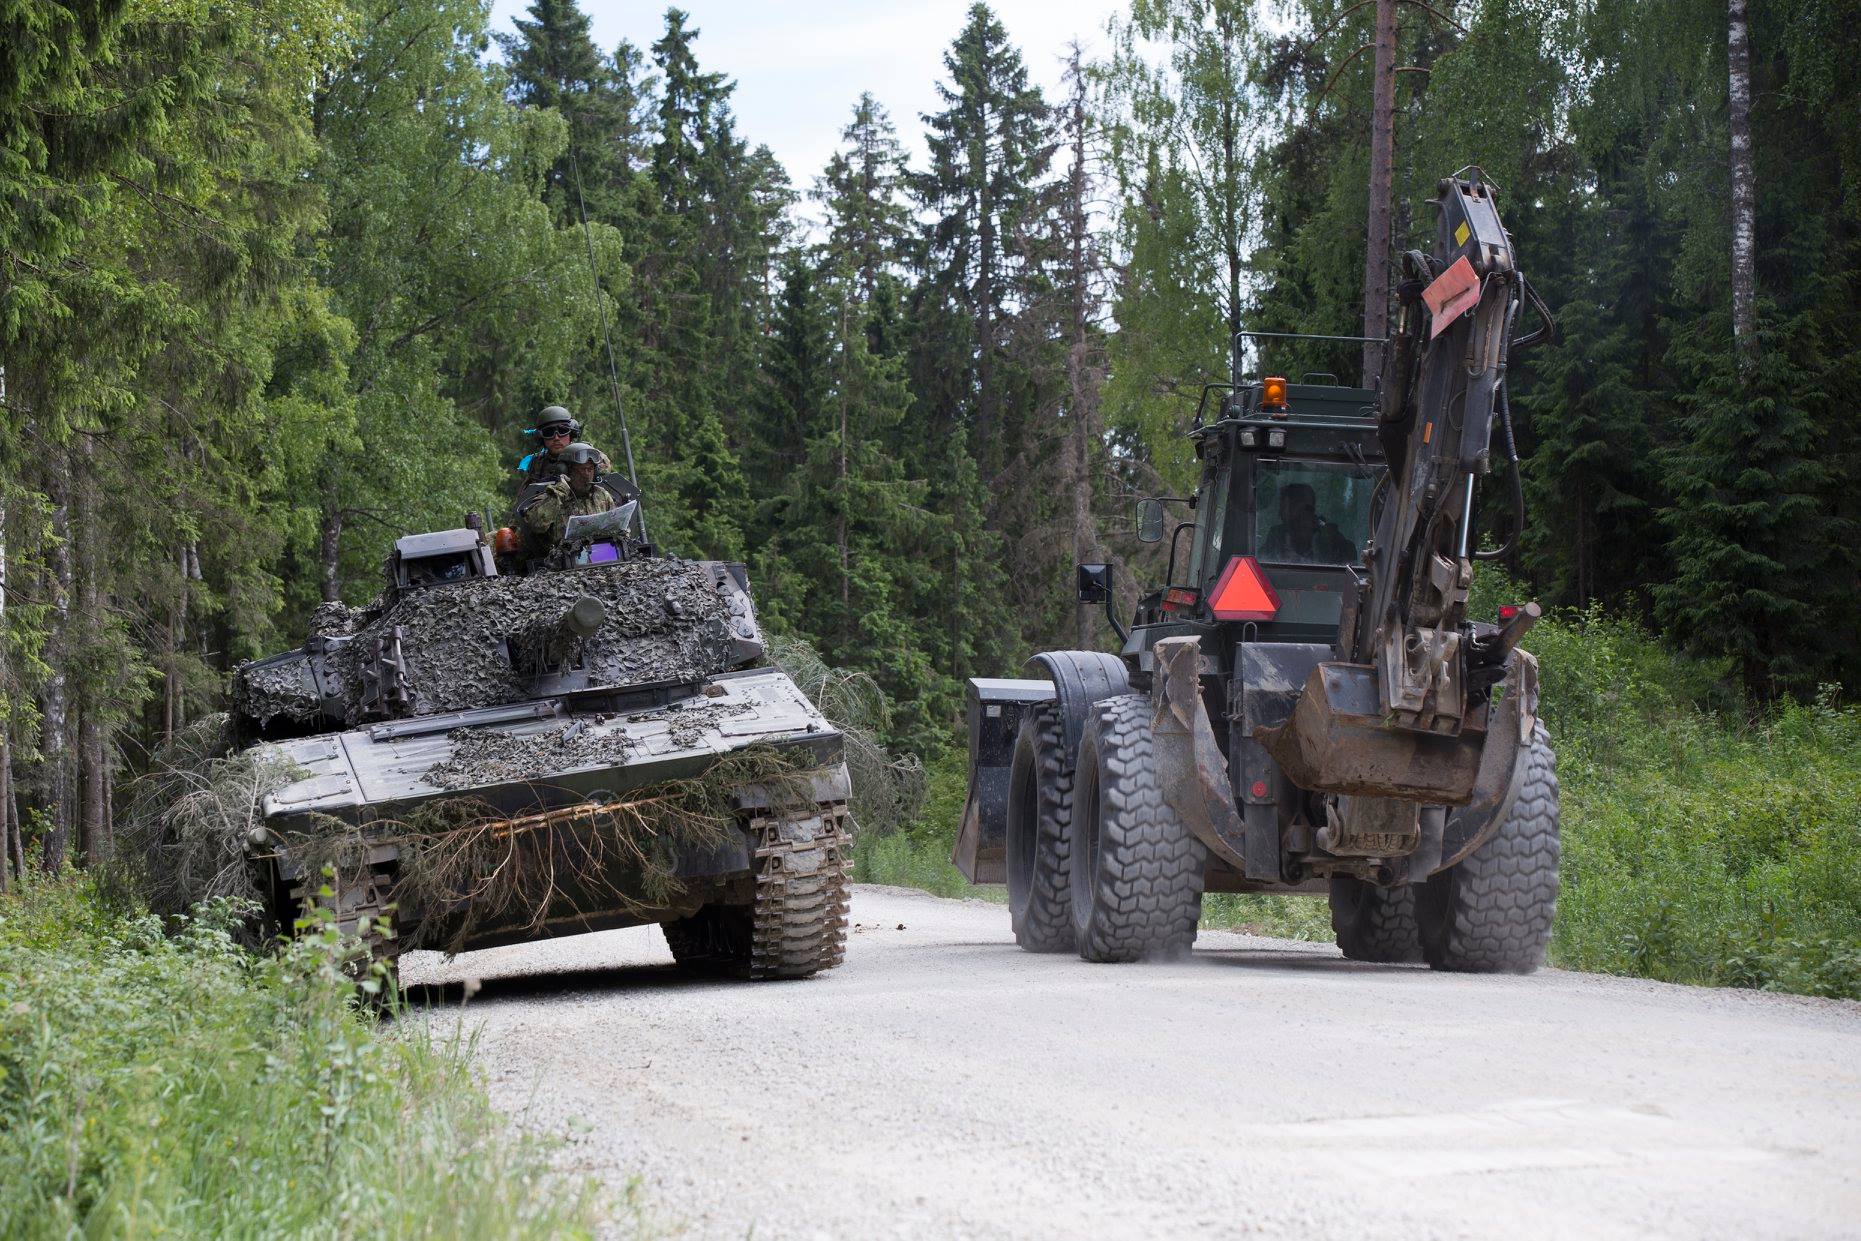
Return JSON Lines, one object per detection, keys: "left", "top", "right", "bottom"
{"left": 952, "top": 678, "right": 1054, "bottom": 883}
{"left": 1256, "top": 662, "right": 1484, "bottom": 804}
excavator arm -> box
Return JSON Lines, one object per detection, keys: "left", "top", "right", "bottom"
{"left": 1260, "top": 170, "right": 1551, "bottom": 806}
{"left": 1357, "top": 172, "right": 1530, "bottom": 729}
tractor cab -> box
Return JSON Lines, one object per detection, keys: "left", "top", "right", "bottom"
{"left": 1131, "top": 368, "right": 1383, "bottom": 655}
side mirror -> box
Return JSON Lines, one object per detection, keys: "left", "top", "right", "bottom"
{"left": 1135, "top": 498, "right": 1165, "bottom": 543}
{"left": 1077, "top": 562, "right": 1112, "bottom": 605}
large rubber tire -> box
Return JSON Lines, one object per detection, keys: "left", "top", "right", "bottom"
{"left": 1329, "top": 875, "right": 1423, "bottom": 963}
{"left": 1418, "top": 722, "right": 1561, "bottom": 973}
{"left": 1068, "top": 695, "right": 1206, "bottom": 963}
{"left": 1006, "top": 703, "right": 1077, "bottom": 952}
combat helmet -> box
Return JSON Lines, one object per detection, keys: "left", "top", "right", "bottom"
{"left": 535, "top": 405, "right": 581, "bottom": 437}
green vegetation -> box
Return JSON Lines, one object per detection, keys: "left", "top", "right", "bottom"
{"left": 854, "top": 750, "right": 996, "bottom": 902}
{"left": 1528, "top": 610, "right": 1861, "bottom": 998}
{"left": 0, "top": 879, "right": 600, "bottom": 1238}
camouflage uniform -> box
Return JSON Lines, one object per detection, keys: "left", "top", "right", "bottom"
{"left": 520, "top": 442, "right": 614, "bottom": 488}
{"left": 520, "top": 477, "right": 617, "bottom": 552}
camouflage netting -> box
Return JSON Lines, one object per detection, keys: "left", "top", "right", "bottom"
{"left": 422, "top": 723, "right": 637, "bottom": 791}
{"left": 334, "top": 559, "right": 736, "bottom": 715}
{"left": 286, "top": 745, "right": 824, "bottom": 954}
{"left": 118, "top": 717, "right": 832, "bottom": 954}
{"left": 235, "top": 560, "right": 740, "bottom": 730}
{"left": 766, "top": 634, "right": 925, "bottom": 836}
{"left": 116, "top": 713, "right": 279, "bottom": 917}
{"left": 419, "top": 700, "right": 758, "bottom": 792}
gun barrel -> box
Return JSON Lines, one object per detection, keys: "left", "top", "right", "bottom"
{"left": 564, "top": 595, "right": 605, "bottom": 638}
{"left": 513, "top": 596, "right": 607, "bottom": 674}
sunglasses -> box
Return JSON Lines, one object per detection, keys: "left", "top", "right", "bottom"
{"left": 540, "top": 425, "right": 573, "bottom": 439}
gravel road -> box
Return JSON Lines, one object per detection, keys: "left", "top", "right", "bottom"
{"left": 404, "top": 885, "right": 1861, "bottom": 1240}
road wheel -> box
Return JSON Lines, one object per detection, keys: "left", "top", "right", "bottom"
{"left": 286, "top": 854, "right": 401, "bottom": 1002}
{"left": 1006, "top": 703, "right": 1076, "bottom": 953}
{"left": 1329, "top": 875, "right": 1422, "bottom": 963}
{"left": 1068, "top": 695, "right": 1206, "bottom": 962}
{"left": 661, "top": 906, "right": 742, "bottom": 971}
{"left": 1418, "top": 723, "right": 1561, "bottom": 973}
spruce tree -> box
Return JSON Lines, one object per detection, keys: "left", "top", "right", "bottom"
{"left": 498, "top": 0, "right": 630, "bottom": 222}
{"left": 1656, "top": 314, "right": 1844, "bottom": 695}
{"left": 911, "top": 2, "right": 1054, "bottom": 481}
{"left": 816, "top": 94, "right": 913, "bottom": 302}
{"left": 760, "top": 257, "right": 828, "bottom": 476}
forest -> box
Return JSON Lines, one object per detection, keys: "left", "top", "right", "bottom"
{"left": 2, "top": 0, "right": 1858, "bottom": 879}
{"left": 3, "top": 2, "right": 1860, "bottom": 1229}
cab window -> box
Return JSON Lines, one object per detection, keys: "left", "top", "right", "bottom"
{"left": 1186, "top": 464, "right": 1229, "bottom": 588}
{"left": 1254, "top": 461, "right": 1373, "bottom": 567}
{"left": 404, "top": 553, "right": 472, "bottom": 587}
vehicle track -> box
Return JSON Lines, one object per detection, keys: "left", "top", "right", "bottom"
{"left": 405, "top": 885, "right": 1861, "bottom": 1240}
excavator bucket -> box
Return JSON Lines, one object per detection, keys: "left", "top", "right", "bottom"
{"left": 1250, "top": 654, "right": 1540, "bottom": 811}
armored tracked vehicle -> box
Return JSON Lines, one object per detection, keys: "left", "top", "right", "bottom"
{"left": 956, "top": 170, "right": 1561, "bottom": 971}
{"left": 233, "top": 505, "right": 850, "bottom": 981}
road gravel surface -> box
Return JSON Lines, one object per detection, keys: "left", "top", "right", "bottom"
{"left": 404, "top": 885, "right": 1861, "bottom": 1240}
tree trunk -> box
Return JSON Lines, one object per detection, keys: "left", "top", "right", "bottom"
{"left": 0, "top": 729, "right": 11, "bottom": 893}
{"left": 1220, "top": 18, "right": 1242, "bottom": 349}
{"left": 40, "top": 456, "right": 73, "bottom": 874}
{"left": 76, "top": 436, "right": 108, "bottom": 862}
{"left": 1065, "top": 48, "right": 1101, "bottom": 649}
{"left": 3, "top": 730, "right": 21, "bottom": 889}
{"left": 80, "top": 719, "right": 105, "bottom": 864}
{"left": 977, "top": 129, "right": 997, "bottom": 482}
{"left": 837, "top": 296, "right": 851, "bottom": 627}
{"left": 319, "top": 499, "right": 343, "bottom": 603}
{"left": 1727, "top": 0, "right": 1757, "bottom": 363}
{"left": 950, "top": 533, "right": 962, "bottom": 680}
{"left": 1576, "top": 477, "right": 1590, "bottom": 608}
{"left": 163, "top": 538, "right": 186, "bottom": 743}
{"left": 1361, "top": 0, "right": 1399, "bottom": 385}
{"left": 0, "top": 473, "right": 10, "bottom": 890}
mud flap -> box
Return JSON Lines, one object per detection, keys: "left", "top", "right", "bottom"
{"left": 953, "top": 679, "right": 1053, "bottom": 882}
{"left": 1148, "top": 637, "right": 1252, "bottom": 874}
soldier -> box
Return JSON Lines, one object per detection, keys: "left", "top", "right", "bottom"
{"left": 1259, "top": 482, "right": 1357, "bottom": 565}
{"left": 519, "top": 442, "right": 617, "bottom": 553}
{"left": 519, "top": 406, "right": 616, "bottom": 490}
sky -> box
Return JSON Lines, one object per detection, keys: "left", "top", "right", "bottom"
{"left": 486, "top": 0, "right": 1130, "bottom": 207}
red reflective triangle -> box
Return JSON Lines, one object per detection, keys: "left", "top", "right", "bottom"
{"left": 1208, "top": 556, "right": 1280, "bottom": 621}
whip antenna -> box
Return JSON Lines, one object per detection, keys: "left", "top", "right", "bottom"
{"left": 570, "top": 144, "right": 646, "bottom": 540}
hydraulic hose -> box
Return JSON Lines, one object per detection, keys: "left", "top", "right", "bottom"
{"left": 1474, "top": 289, "right": 1527, "bottom": 563}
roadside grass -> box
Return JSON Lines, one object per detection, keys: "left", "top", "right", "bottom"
{"left": 863, "top": 591, "right": 1861, "bottom": 999}
{"left": 0, "top": 877, "right": 602, "bottom": 1239}
{"left": 1199, "top": 893, "right": 1332, "bottom": 939}
{"left": 853, "top": 751, "right": 1002, "bottom": 903}
{"left": 1525, "top": 607, "right": 1861, "bottom": 998}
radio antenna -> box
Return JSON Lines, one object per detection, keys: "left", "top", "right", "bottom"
{"left": 569, "top": 143, "right": 646, "bottom": 540}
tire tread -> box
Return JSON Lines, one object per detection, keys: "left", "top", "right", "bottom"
{"left": 1420, "top": 723, "right": 1561, "bottom": 973}
{"left": 1073, "top": 695, "right": 1206, "bottom": 963}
